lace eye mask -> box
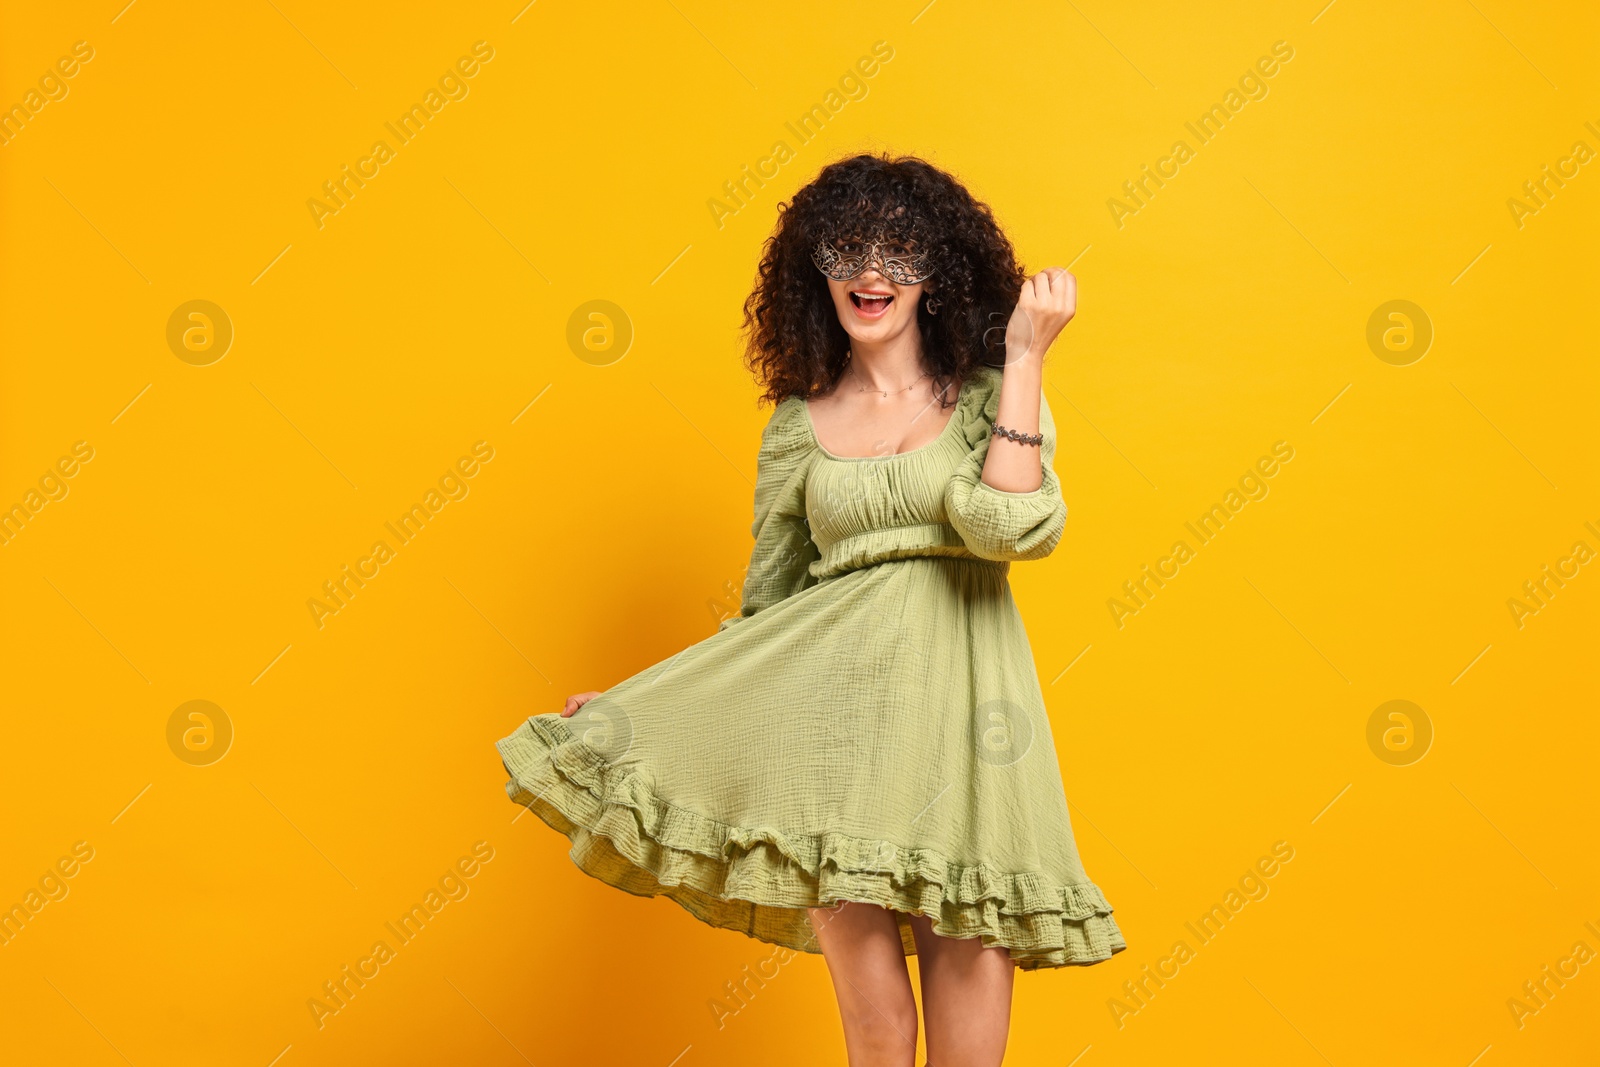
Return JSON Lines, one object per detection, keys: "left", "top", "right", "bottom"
{"left": 811, "top": 233, "right": 935, "bottom": 285}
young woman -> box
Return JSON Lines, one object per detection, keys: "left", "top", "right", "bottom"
{"left": 497, "top": 152, "right": 1124, "bottom": 1066}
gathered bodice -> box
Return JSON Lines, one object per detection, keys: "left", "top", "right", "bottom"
{"left": 803, "top": 424, "right": 1001, "bottom": 579}
{"left": 716, "top": 366, "right": 1069, "bottom": 635}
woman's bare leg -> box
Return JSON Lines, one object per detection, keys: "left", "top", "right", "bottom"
{"left": 807, "top": 902, "right": 919, "bottom": 1067}
{"left": 907, "top": 912, "right": 1014, "bottom": 1066}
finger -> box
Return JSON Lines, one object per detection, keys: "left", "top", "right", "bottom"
{"left": 1059, "top": 271, "right": 1077, "bottom": 313}
{"left": 1050, "top": 270, "right": 1068, "bottom": 304}
{"left": 1034, "top": 271, "right": 1051, "bottom": 300}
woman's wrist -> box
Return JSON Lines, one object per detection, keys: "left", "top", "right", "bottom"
{"left": 997, "top": 355, "right": 1043, "bottom": 396}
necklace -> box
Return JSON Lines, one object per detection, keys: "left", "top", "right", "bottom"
{"left": 846, "top": 357, "right": 930, "bottom": 398}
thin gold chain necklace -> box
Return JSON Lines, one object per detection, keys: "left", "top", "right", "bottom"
{"left": 846, "top": 356, "right": 930, "bottom": 398}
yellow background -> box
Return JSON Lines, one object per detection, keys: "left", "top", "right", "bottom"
{"left": 2, "top": 1, "right": 1596, "bottom": 1064}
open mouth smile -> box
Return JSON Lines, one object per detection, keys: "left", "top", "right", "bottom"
{"left": 849, "top": 290, "right": 894, "bottom": 319}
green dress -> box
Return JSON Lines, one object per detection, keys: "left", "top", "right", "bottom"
{"left": 496, "top": 365, "right": 1126, "bottom": 970}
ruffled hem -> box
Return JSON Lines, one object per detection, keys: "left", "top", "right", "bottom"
{"left": 496, "top": 715, "right": 1127, "bottom": 970}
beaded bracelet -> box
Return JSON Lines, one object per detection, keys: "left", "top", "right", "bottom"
{"left": 992, "top": 423, "right": 1044, "bottom": 447}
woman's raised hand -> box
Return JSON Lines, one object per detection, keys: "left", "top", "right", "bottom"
{"left": 1004, "top": 268, "right": 1077, "bottom": 365}
{"left": 560, "top": 691, "right": 602, "bottom": 717}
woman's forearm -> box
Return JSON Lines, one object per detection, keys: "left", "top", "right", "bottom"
{"left": 979, "top": 358, "right": 1045, "bottom": 493}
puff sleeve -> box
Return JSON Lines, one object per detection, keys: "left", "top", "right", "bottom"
{"left": 717, "top": 397, "right": 820, "bottom": 633}
{"left": 942, "top": 370, "right": 1068, "bottom": 562}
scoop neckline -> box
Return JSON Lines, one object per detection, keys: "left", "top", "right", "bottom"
{"left": 800, "top": 374, "right": 973, "bottom": 462}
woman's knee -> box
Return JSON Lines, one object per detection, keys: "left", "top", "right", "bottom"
{"left": 839, "top": 993, "right": 918, "bottom": 1064}
{"left": 811, "top": 902, "right": 920, "bottom": 1063}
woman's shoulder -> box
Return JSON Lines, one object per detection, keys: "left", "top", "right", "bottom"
{"left": 957, "top": 363, "right": 1006, "bottom": 419}
{"left": 964, "top": 363, "right": 1005, "bottom": 396}
{"left": 758, "top": 393, "right": 816, "bottom": 463}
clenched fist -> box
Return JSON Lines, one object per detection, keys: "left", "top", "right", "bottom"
{"left": 1004, "top": 268, "right": 1077, "bottom": 365}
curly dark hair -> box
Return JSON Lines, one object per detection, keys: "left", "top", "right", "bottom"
{"left": 740, "top": 152, "right": 1029, "bottom": 408}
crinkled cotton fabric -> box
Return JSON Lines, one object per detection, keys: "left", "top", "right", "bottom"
{"left": 496, "top": 366, "right": 1126, "bottom": 969}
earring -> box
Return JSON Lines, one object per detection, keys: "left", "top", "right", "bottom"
{"left": 925, "top": 293, "right": 941, "bottom": 316}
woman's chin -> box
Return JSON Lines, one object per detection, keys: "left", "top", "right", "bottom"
{"left": 841, "top": 317, "right": 913, "bottom": 346}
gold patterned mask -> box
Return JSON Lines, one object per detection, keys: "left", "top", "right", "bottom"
{"left": 811, "top": 232, "right": 934, "bottom": 285}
